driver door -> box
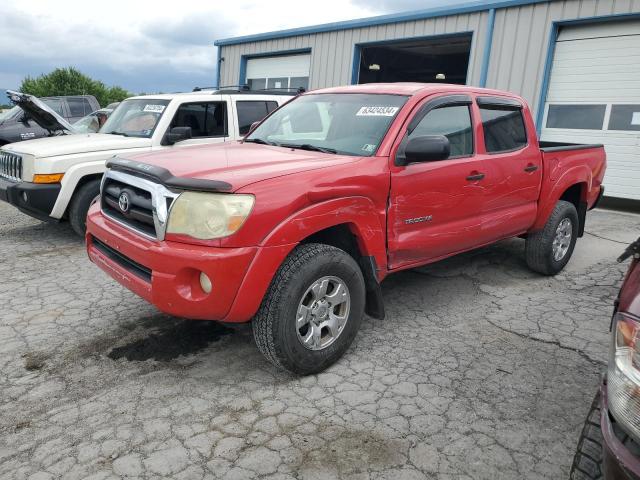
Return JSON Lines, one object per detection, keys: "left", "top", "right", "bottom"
{"left": 387, "top": 95, "right": 486, "bottom": 269}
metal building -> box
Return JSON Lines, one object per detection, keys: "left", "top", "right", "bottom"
{"left": 215, "top": 0, "right": 640, "bottom": 200}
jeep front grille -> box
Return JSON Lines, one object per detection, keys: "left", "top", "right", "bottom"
{"left": 0, "top": 151, "right": 22, "bottom": 182}
{"left": 100, "top": 169, "right": 178, "bottom": 240}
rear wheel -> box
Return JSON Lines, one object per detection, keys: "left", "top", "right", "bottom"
{"left": 252, "top": 243, "right": 365, "bottom": 375}
{"left": 525, "top": 200, "right": 578, "bottom": 275}
{"left": 69, "top": 179, "right": 101, "bottom": 237}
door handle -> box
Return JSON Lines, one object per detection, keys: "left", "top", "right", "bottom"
{"left": 466, "top": 172, "right": 485, "bottom": 181}
{"left": 524, "top": 164, "right": 538, "bottom": 173}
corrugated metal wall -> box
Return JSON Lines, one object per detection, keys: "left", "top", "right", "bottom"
{"left": 218, "top": 0, "right": 640, "bottom": 119}
{"left": 218, "top": 11, "right": 490, "bottom": 89}
{"left": 487, "top": 0, "right": 640, "bottom": 119}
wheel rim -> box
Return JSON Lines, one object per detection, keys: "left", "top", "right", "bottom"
{"left": 552, "top": 218, "right": 573, "bottom": 261}
{"left": 295, "top": 275, "right": 351, "bottom": 351}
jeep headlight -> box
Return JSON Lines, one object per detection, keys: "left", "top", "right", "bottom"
{"left": 166, "top": 192, "right": 254, "bottom": 240}
{"left": 608, "top": 311, "right": 640, "bottom": 442}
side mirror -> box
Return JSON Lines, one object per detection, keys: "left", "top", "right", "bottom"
{"left": 165, "top": 126, "right": 192, "bottom": 145}
{"left": 399, "top": 135, "right": 450, "bottom": 165}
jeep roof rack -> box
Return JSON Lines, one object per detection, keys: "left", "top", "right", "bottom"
{"left": 192, "top": 85, "right": 305, "bottom": 95}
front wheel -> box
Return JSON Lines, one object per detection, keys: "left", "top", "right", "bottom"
{"left": 525, "top": 200, "right": 579, "bottom": 275}
{"left": 252, "top": 243, "right": 366, "bottom": 375}
{"left": 68, "top": 179, "right": 101, "bottom": 237}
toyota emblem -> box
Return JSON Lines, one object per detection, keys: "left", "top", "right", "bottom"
{"left": 118, "top": 192, "right": 130, "bottom": 213}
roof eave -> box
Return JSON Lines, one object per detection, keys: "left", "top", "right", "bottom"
{"left": 214, "top": 0, "right": 550, "bottom": 47}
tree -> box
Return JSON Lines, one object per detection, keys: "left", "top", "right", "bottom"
{"left": 19, "top": 67, "right": 132, "bottom": 108}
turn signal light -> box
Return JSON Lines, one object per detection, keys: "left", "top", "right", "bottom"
{"left": 33, "top": 173, "right": 64, "bottom": 184}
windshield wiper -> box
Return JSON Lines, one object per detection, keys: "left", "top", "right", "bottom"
{"left": 281, "top": 143, "right": 337, "bottom": 154}
{"left": 109, "top": 131, "right": 130, "bottom": 137}
{"left": 244, "top": 138, "right": 278, "bottom": 146}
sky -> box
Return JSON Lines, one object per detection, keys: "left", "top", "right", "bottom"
{"left": 0, "top": 0, "right": 469, "bottom": 97}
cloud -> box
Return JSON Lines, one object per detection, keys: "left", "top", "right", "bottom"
{"left": 351, "top": 0, "right": 472, "bottom": 14}
{"left": 0, "top": 0, "right": 377, "bottom": 95}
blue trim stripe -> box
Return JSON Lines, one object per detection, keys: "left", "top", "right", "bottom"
{"left": 215, "top": 47, "right": 222, "bottom": 88}
{"left": 534, "top": 11, "right": 640, "bottom": 134}
{"left": 214, "top": 0, "right": 550, "bottom": 46}
{"left": 479, "top": 8, "right": 496, "bottom": 87}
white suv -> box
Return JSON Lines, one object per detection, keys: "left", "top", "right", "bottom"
{"left": 0, "top": 89, "right": 294, "bottom": 235}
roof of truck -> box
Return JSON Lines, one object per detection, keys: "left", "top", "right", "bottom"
{"left": 308, "top": 83, "right": 522, "bottom": 99}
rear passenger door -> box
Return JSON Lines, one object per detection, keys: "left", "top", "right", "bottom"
{"left": 235, "top": 100, "right": 279, "bottom": 136}
{"left": 166, "top": 101, "right": 230, "bottom": 146}
{"left": 388, "top": 95, "right": 486, "bottom": 268}
{"left": 475, "top": 97, "right": 542, "bottom": 242}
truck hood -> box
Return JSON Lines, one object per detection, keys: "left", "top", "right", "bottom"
{"left": 2, "top": 133, "right": 151, "bottom": 158}
{"left": 120, "top": 141, "right": 361, "bottom": 192}
{"left": 6, "top": 90, "right": 74, "bottom": 134}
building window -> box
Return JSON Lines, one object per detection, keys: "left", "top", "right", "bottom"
{"left": 247, "top": 78, "right": 266, "bottom": 90}
{"left": 546, "top": 104, "right": 606, "bottom": 130}
{"left": 607, "top": 104, "right": 640, "bottom": 132}
{"left": 480, "top": 106, "right": 527, "bottom": 153}
{"left": 410, "top": 105, "right": 473, "bottom": 157}
{"left": 236, "top": 101, "right": 278, "bottom": 135}
{"left": 247, "top": 76, "right": 309, "bottom": 91}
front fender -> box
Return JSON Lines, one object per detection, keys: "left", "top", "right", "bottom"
{"left": 49, "top": 160, "right": 108, "bottom": 218}
{"left": 223, "top": 196, "right": 387, "bottom": 322}
{"left": 261, "top": 196, "right": 387, "bottom": 270}
{"left": 532, "top": 164, "right": 592, "bottom": 232}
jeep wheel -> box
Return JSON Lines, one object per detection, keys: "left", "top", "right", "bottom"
{"left": 69, "top": 179, "right": 101, "bottom": 237}
{"left": 252, "top": 243, "right": 365, "bottom": 375}
{"left": 525, "top": 200, "right": 579, "bottom": 275}
{"left": 570, "top": 391, "right": 603, "bottom": 479}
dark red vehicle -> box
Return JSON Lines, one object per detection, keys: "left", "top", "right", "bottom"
{"left": 572, "top": 237, "right": 640, "bottom": 480}
{"left": 85, "top": 83, "right": 606, "bottom": 374}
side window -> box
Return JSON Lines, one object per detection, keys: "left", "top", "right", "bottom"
{"left": 266, "top": 101, "right": 278, "bottom": 114}
{"left": 236, "top": 101, "right": 270, "bottom": 135}
{"left": 68, "top": 98, "right": 92, "bottom": 117}
{"left": 171, "top": 102, "right": 227, "bottom": 138}
{"left": 480, "top": 106, "right": 527, "bottom": 153}
{"left": 42, "top": 98, "right": 65, "bottom": 116}
{"left": 410, "top": 105, "right": 473, "bottom": 158}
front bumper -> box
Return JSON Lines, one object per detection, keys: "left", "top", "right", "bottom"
{"left": 0, "top": 177, "right": 60, "bottom": 221}
{"left": 602, "top": 380, "right": 640, "bottom": 480}
{"left": 86, "top": 204, "right": 259, "bottom": 321}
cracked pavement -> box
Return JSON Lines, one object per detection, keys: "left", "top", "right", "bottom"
{"left": 0, "top": 201, "right": 637, "bottom": 479}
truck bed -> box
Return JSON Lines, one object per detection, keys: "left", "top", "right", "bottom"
{"left": 539, "top": 140, "right": 604, "bottom": 152}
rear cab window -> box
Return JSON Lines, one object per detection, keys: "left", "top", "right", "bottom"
{"left": 477, "top": 97, "right": 527, "bottom": 153}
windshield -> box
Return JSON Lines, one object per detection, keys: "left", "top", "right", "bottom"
{"left": 100, "top": 99, "right": 169, "bottom": 138}
{"left": 0, "top": 106, "right": 23, "bottom": 122}
{"left": 245, "top": 93, "right": 408, "bottom": 156}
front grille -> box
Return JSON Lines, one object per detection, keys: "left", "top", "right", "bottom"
{"left": 102, "top": 177, "right": 157, "bottom": 238}
{"left": 0, "top": 151, "right": 22, "bottom": 182}
{"left": 91, "top": 236, "right": 152, "bottom": 282}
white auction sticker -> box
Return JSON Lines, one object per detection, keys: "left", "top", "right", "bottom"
{"left": 356, "top": 106, "right": 399, "bottom": 117}
{"left": 143, "top": 104, "right": 166, "bottom": 113}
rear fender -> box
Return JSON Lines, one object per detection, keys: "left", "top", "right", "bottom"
{"left": 532, "top": 165, "right": 592, "bottom": 232}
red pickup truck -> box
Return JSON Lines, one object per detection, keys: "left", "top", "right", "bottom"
{"left": 86, "top": 83, "right": 606, "bottom": 374}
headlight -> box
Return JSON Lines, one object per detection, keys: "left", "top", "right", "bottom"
{"left": 608, "top": 311, "right": 640, "bottom": 442}
{"left": 166, "top": 192, "right": 254, "bottom": 240}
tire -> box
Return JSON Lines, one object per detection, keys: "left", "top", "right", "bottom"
{"left": 252, "top": 243, "right": 366, "bottom": 375}
{"left": 525, "top": 200, "right": 579, "bottom": 275}
{"left": 570, "top": 391, "right": 603, "bottom": 480}
{"left": 69, "top": 179, "right": 101, "bottom": 237}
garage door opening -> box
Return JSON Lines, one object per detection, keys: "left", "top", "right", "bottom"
{"left": 356, "top": 34, "right": 472, "bottom": 85}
